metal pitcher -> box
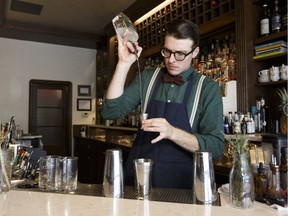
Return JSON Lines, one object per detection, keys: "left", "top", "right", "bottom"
{"left": 102, "top": 149, "right": 124, "bottom": 198}
{"left": 193, "top": 151, "right": 217, "bottom": 205}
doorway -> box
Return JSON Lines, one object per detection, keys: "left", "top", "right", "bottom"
{"left": 29, "top": 80, "right": 72, "bottom": 156}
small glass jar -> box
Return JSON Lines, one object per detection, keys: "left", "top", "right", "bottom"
{"left": 0, "top": 150, "right": 12, "bottom": 194}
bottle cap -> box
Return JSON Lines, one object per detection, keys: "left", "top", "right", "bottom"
{"left": 257, "top": 162, "right": 265, "bottom": 174}
{"left": 281, "top": 147, "right": 288, "bottom": 155}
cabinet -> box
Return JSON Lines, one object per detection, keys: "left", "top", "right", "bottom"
{"left": 249, "top": 2, "right": 287, "bottom": 132}
{"left": 74, "top": 137, "right": 130, "bottom": 184}
{"left": 73, "top": 125, "right": 135, "bottom": 184}
{"left": 234, "top": 1, "right": 287, "bottom": 131}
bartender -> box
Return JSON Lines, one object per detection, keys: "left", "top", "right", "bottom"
{"left": 101, "top": 19, "right": 224, "bottom": 189}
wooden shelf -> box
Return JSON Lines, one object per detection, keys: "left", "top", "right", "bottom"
{"left": 255, "top": 80, "right": 287, "bottom": 87}
{"left": 135, "top": 0, "right": 235, "bottom": 50}
{"left": 254, "top": 30, "right": 287, "bottom": 45}
{"left": 253, "top": 52, "right": 287, "bottom": 62}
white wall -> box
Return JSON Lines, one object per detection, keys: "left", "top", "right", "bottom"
{"left": 222, "top": 80, "right": 237, "bottom": 116}
{"left": 0, "top": 37, "right": 97, "bottom": 133}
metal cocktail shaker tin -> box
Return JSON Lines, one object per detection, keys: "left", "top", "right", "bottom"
{"left": 193, "top": 151, "right": 217, "bottom": 205}
{"left": 102, "top": 149, "right": 124, "bottom": 198}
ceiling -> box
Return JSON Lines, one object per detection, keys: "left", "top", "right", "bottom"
{"left": 0, "top": 0, "right": 163, "bottom": 48}
{"left": 4, "top": 0, "right": 137, "bottom": 35}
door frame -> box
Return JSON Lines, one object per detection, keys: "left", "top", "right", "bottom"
{"left": 29, "top": 79, "right": 72, "bottom": 155}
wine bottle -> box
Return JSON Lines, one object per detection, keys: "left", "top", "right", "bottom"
{"left": 260, "top": 4, "right": 270, "bottom": 36}
{"left": 271, "top": 0, "right": 281, "bottom": 33}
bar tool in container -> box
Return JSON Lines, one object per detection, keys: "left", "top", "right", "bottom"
{"left": 103, "top": 149, "right": 124, "bottom": 198}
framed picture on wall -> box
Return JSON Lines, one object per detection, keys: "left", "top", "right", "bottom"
{"left": 77, "top": 99, "right": 92, "bottom": 111}
{"left": 78, "top": 85, "right": 91, "bottom": 96}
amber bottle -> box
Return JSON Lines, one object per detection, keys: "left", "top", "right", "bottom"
{"left": 254, "top": 162, "right": 268, "bottom": 203}
{"left": 279, "top": 147, "right": 288, "bottom": 194}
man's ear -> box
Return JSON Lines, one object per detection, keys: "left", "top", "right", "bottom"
{"left": 192, "top": 47, "right": 200, "bottom": 58}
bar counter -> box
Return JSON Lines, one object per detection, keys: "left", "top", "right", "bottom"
{"left": 0, "top": 184, "right": 285, "bottom": 216}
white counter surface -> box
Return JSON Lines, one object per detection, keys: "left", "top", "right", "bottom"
{"left": 0, "top": 190, "right": 285, "bottom": 216}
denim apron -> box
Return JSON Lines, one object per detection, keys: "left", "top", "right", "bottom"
{"left": 125, "top": 70, "right": 194, "bottom": 189}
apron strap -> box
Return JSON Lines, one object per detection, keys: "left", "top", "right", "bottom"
{"left": 143, "top": 67, "right": 162, "bottom": 113}
{"left": 189, "top": 75, "right": 205, "bottom": 128}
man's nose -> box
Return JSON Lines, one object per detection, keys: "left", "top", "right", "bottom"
{"left": 168, "top": 53, "right": 176, "bottom": 62}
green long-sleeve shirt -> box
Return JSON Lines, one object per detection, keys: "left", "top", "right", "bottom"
{"left": 101, "top": 66, "right": 224, "bottom": 159}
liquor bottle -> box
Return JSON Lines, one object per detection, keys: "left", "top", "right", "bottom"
{"left": 246, "top": 112, "right": 255, "bottom": 134}
{"left": 279, "top": 147, "right": 288, "bottom": 193}
{"left": 260, "top": 96, "right": 267, "bottom": 133}
{"left": 282, "top": 4, "right": 288, "bottom": 30}
{"left": 254, "top": 162, "right": 268, "bottom": 203}
{"left": 240, "top": 114, "right": 247, "bottom": 134}
{"left": 266, "top": 165, "right": 287, "bottom": 207}
{"left": 234, "top": 112, "right": 241, "bottom": 134}
{"left": 271, "top": 0, "right": 281, "bottom": 33}
{"left": 255, "top": 100, "right": 262, "bottom": 132}
{"left": 224, "top": 116, "right": 229, "bottom": 134}
{"left": 260, "top": 4, "right": 270, "bottom": 36}
{"left": 228, "top": 111, "right": 234, "bottom": 134}
{"left": 224, "top": 116, "right": 230, "bottom": 134}
{"left": 112, "top": 12, "right": 139, "bottom": 45}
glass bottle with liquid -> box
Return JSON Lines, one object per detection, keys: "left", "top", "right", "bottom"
{"left": 271, "top": 0, "right": 281, "bottom": 33}
{"left": 279, "top": 147, "right": 288, "bottom": 193}
{"left": 254, "top": 162, "right": 268, "bottom": 203}
{"left": 266, "top": 165, "right": 287, "bottom": 207}
{"left": 112, "top": 12, "right": 139, "bottom": 44}
{"left": 260, "top": 4, "right": 270, "bottom": 36}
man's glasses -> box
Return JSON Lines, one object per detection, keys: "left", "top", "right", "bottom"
{"left": 161, "top": 48, "right": 195, "bottom": 61}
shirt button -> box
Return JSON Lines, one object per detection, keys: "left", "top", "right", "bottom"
{"left": 167, "top": 100, "right": 171, "bottom": 103}
{"left": 171, "top": 84, "right": 174, "bottom": 87}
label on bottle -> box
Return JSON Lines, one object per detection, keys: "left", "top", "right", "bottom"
{"left": 272, "top": 15, "right": 281, "bottom": 32}
{"left": 261, "top": 18, "right": 270, "bottom": 35}
{"left": 260, "top": 18, "right": 270, "bottom": 35}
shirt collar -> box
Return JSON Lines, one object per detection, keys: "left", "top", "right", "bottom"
{"left": 180, "top": 66, "right": 193, "bottom": 82}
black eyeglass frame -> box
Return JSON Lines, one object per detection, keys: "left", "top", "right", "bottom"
{"left": 160, "top": 47, "right": 196, "bottom": 61}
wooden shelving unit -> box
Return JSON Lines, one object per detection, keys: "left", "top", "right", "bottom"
{"left": 135, "top": 0, "right": 234, "bottom": 51}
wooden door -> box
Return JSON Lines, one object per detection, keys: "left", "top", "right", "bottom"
{"left": 29, "top": 80, "right": 72, "bottom": 156}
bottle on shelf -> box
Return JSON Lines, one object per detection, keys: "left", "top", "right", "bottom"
{"left": 228, "top": 111, "right": 234, "bottom": 134}
{"left": 254, "top": 162, "right": 268, "bottom": 203}
{"left": 246, "top": 112, "right": 255, "bottom": 134}
{"left": 260, "top": 95, "right": 267, "bottom": 133}
{"left": 234, "top": 112, "right": 241, "bottom": 134}
{"left": 255, "top": 100, "right": 262, "bottom": 133}
{"left": 279, "top": 147, "right": 288, "bottom": 194}
{"left": 271, "top": 0, "right": 281, "bottom": 33}
{"left": 281, "top": 4, "right": 287, "bottom": 30}
{"left": 260, "top": 4, "right": 270, "bottom": 36}
{"left": 240, "top": 113, "right": 247, "bottom": 134}
{"left": 224, "top": 116, "right": 230, "bottom": 134}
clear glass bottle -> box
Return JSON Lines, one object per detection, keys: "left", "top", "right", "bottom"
{"left": 254, "top": 162, "right": 268, "bottom": 203}
{"left": 0, "top": 150, "right": 12, "bottom": 194}
{"left": 266, "top": 165, "right": 287, "bottom": 207}
{"left": 260, "top": 4, "right": 270, "bottom": 36}
{"left": 229, "top": 152, "right": 254, "bottom": 209}
{"left": 112, "top": 12, "right": 139, "bottom": 44}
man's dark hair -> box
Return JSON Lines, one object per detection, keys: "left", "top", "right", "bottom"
{"left": 165, "top": 19, "right": 200, "bottom": 49}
